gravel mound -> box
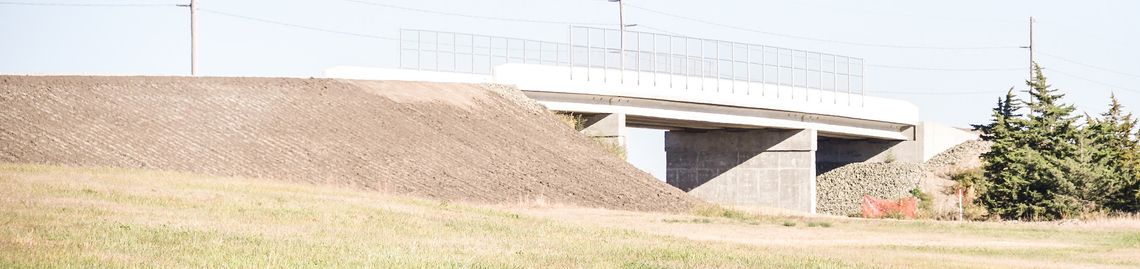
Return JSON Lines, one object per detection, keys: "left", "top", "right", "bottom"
{"left": 0, "top": 76, "right": 699, "bottom": 212}
{"left": 925, "top": 140, "right": 993, "bottom": 170}
{"left": 816, "top": 162, "right": 924, "bottom": 216}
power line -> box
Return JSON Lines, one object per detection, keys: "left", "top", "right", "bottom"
{"left": 0, "top": 1, "right": 176, "bottom": 7}
{"left": 1048, "top": 68, "right": 1139, "bottom": 94}
{"left": 200, "top": 9, "right": 562, "bottom": 53}
{"left": 336, "top": 0, "right": 613, "bottom": 26}
{"left": 875, "top": 68, "right": 1140, "bottom": 96}
{"left": 196, "top": 9, "right": 584, "bottom": 54}
{"left": 867, "top": 64, "right": 1022, "bottom": 72}
{"left": 1038, "top": 51, "right": 1140, "bottom": 78}
{"left": 624, "top": 3, "right": 1019, "bottom": 51}
{"left": 635, "top": 24, "right": 681, "bottom": 36}
{"left": 874, "top": 89, "right": 1000, "bottom": 96}
{"left": 177, "top": 10, "right": 1067, "bottom": 89}
{"left": 873, "top": 67, "right": 1139, "bottom": 96}
{"left": 200, "top": 9, "right": 398, "bottom": 41}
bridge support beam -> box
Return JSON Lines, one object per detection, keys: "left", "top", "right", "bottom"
{"left": 815, "top": 126, "right": 921, "bottom": 174}
{"left": 579, "top": 113, "right": 627, "bottom": 147}
{"left": 665, "top": 128, "right": 817, "bottom": 213}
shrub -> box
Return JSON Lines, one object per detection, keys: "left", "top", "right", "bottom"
{"left": 593, "top": 137, "right": 627, "bottom": 160}
{"left": 693, "top": 204, "right": 753, "bottom": 221}
{"left": 910, "top": 187, "right": 933, "bottom": 219}
{"left": 554, "top": 112, "right": 585, "bottom": 131}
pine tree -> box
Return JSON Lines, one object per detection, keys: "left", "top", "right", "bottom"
{"left": 973, "top": 88, "right": 1021, "bottom": 142}
{"left": 1023, "top": 66, "right": 1081, "bottom": 160}
{"left": 976, "top": 64, "right": 1140, "bottom": 219}
{"left": 981, "top": 65, "right": 1084, "bottom": 220}
{"left": 1087, "top": 95, "right": 1140, "bottom": 212}
{"left": 975, "top": 89, "right": 1028, "bottom": 218}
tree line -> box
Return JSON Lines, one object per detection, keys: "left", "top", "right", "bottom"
{"left": 970, "top": 65, "right": 1139, "bottom": 221}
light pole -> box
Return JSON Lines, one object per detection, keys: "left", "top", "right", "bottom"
{"left": 608, "top": 0, "right": 636, "bottom": 83}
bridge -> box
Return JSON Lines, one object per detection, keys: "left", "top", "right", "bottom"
{"left": 325, "top": 27, "right": 976, "bottom": 214}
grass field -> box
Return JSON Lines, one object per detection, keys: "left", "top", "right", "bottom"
{"left": 2, "top": 163, "right": 1138, "bottom": 268}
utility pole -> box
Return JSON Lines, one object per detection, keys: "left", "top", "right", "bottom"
{"left": 178, "top": 0, "right": 198, "bottom": 76}
{"left": 1026, "top": 16, "right": 1035, "bottom": 83}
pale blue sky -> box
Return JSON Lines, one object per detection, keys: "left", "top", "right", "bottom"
{"left": 3, "top": 0, "right": 1137, "bottom": 179}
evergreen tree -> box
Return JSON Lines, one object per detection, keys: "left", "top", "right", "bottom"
{"left": 973, "top": 88, "right": 1022, "bottom": 142}
{"left": 975, "top": 89, "right": 1027, "bottom": 218}
{"left": 975, "top": 64, "right": 1140, "bottom": 219}
{"left": 980, "top": 65, "right": 1084, "bottom": 220}
{"left": 1086, "top": 95, "right": 1140, "bottom": 212}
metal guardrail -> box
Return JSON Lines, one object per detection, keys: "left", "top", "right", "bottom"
{"left": 399, "top": 27, "right": 866, "bottom": 105}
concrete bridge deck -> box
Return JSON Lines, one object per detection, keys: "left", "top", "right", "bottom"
{"left": 325, "top": 65, "right": 974, "bottom": 214}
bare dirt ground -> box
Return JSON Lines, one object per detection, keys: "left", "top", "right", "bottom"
{"left": 0, "top": 75, "right": 698, "bottom": 212}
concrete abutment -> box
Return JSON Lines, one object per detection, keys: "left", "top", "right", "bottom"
{"left": 578, "top": 113, "right": 627, "bottom": 147}
{"left": 665, "top": 129, "right": 818, "bottom": 213}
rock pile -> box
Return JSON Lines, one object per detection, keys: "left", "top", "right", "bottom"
{"left": 925, "top": 140, "right": 993, "bottom": 170}
{"left": 816, "top": 162, "right": 924, "bottom": 216}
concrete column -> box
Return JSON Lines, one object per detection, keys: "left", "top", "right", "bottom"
{"left": 665, "top": 128, "right": 818, "bottom": 213}
{"left": 579, "top": 113, "right": 626, "bottom": 147}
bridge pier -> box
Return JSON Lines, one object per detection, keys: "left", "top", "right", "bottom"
{"left": 578, "top": 113, "right": 627, "bottom": 147}
{"left": 665, "top": 129, "right": 817, "bottom": 213}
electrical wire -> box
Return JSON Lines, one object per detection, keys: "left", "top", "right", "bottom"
{"left": 635, "top": 24, "right": 681, "bottom": 36}
{"left": 1039, "top": 51, "right": 1140, "bottom": 78}
{"left": 0, "top": 1, "right": 176, "bottom": 7}
{"left": 873, "top": 89, "right": 1001, "bottom": 96}
{"left": 14, "top": 1, "right": 1133, "bottom": 96}
{"left": 336, "top": 0, "right": 613, "bottom": 26}
{"left": 867, "top": 64, "right": 1022, "bottom": 72}
{"left": 191, "top": 10, "right": 1129, "bottom": 96}
{"left": 200, "top": 8, "right": 399, "bottom": 41}
{"left": 201, "top": 9, "right": 566, "bottom": 53}
{"left": 875, "top": 67, "right": 1139, "bottom": 96}
{"left": 624, "top": 3, "right": 1019, "bottom": 51}
{"left": 1047, "top": 68, "right": 1139, "bottom": 94}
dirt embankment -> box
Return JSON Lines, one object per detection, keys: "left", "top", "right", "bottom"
{"left": 0, "top": 76, "right": 698, "bottom": 212}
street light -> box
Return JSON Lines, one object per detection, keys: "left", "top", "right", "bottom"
{"left": 608, "top": 0, "right": 630, "bottom": 83}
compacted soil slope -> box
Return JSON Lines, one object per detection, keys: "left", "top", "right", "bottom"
{"left": 0, "top": 76, "right": 697, "bottom": 212}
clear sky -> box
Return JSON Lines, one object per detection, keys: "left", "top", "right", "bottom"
{"left": 3, "top": 0, "right": 1137, "bottom": 179}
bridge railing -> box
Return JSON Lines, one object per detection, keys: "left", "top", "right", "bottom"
{"left": 398, "top": 29, "right": 569, "bottom": 74}
{"left": 398, "top": 27, "right": 866, "bottom": 106}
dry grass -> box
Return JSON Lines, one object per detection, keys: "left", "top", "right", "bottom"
{"left": 0, "top": 163, "right": 855, "bottom": 268}
{"left": 513, "top": 206, "right": 1140, "bottom": 269}
{"left": 3, "top": 163, "right": 1138, "bottom": 268}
